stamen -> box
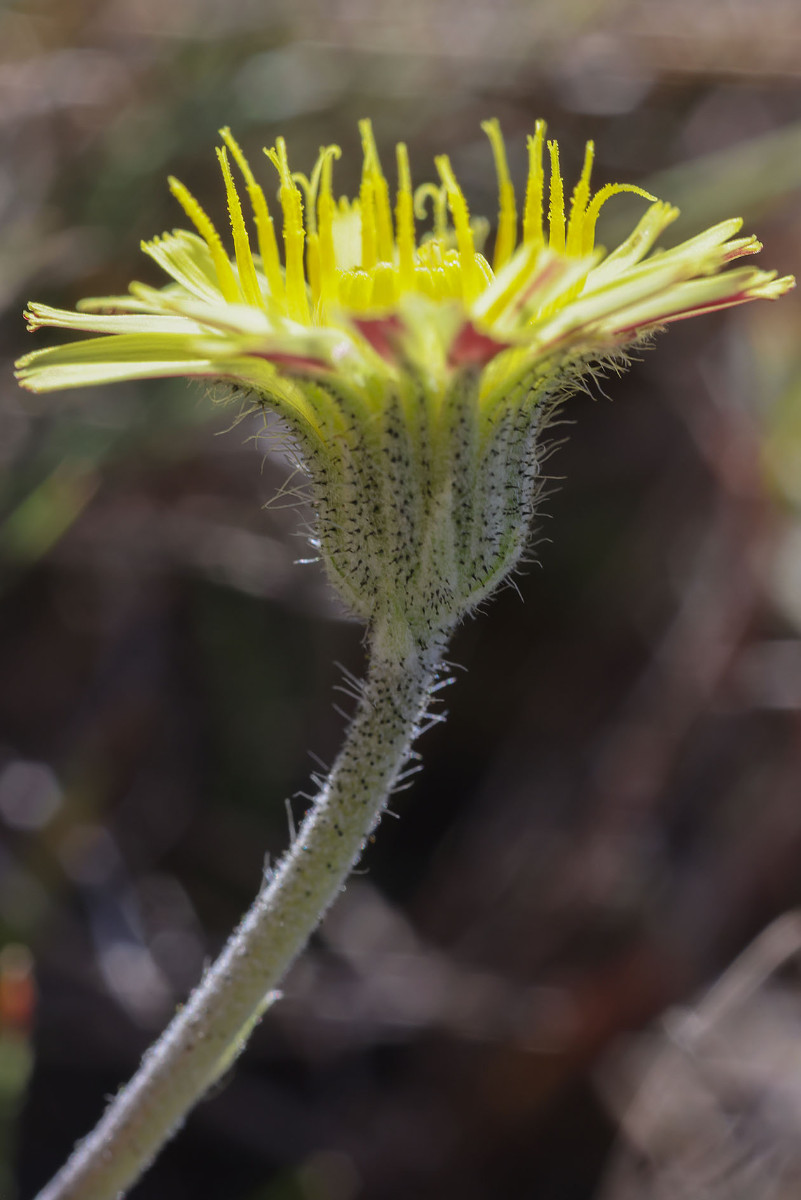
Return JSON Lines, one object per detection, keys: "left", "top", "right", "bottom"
{"left": 360, "top": 175, "right": 378, "bottom": 272}
{"left": 430, "top": 265, "right": 449, "bottom": 300}
{"left": 586, "top": 201, "right": 678, "bottom": 284}
{"left": 414, "top": 183, "right": 448, "bottom": 238}
{"left": 435, "top": 155, "right": 479, "bottom": 300}
{"left": 523, "top": 121, "right": 546, "bottom": 251}
{"left": 582, "top": 183, "right": 657, "bottom": 255}
{"left": 294, "top": 148, "right": 339, "bottom": 310}
{"left": 340, "top": 269, "right": 373, "bottom": 310}
{"left": 291, "top": 172, "right": 317, "bottom": 234}
{"left": 359, "top": 119, "right": 394, "bottom": 263}
{"left": 290, "top": 172, "right": 318, "bottom": 303}
{"left": 306, "top": 232, "right": 322, "bottom": 308}
{"left": 547, "top": 140, "right": 566, "bottom": 253}
{"left": 414, "top": 264, "right": 437, "bottom": 299}
{"left": 216, "top": 147, "right": 263, "bottom": 308}
{"left": 167, "top": 176, "right": 241, "bottom": 304}
{"left": 474, "top": 254, "right": 495, "bottom": 288}
{"left": 481, "top": 119, "right": 517, "bottom": 271}
{"left": 566, "top": 141, "right": 595, "bottom": 257}
{"left": 316, "top": 145, "right": 342, "bottom": 307}
{"left": 442, "top": 253, "right": 464, "bottom": 298}
{"left": 219, "top": 128, "right": 284, "bottom": 307}
{"left": 419, "top": 238, "right": 444, "bottom": 270}
{"left": 370, "top": 262, "right": 397, "bottom": 307}
{"left": 395, "top": 143, "right": 415, "bottom": 290}
{"left": 265, "top": 138, "right": 310, "bottom": 323}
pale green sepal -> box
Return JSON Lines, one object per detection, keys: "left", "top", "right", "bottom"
{"left": 129, "top": 287, "right": 362, "bottom": 372}
{"left": 24, "top": 302, "right": 201, "bottom": 336}
{"left": 15, "top": 331, "right": 218, "bottom": 391}
{"left": 77, "top": 294, "right": 181, "bottom": 315}
{"left": 587, "top": 201, "right": 679, "bottom": 285}
{"left": 15, "top": 359, "right": 216, "bottom": 391}
{"left": 586, "top": 267, "right": 786, "bottom": 336}
{"left": 16, "top": 331, "right": 222, "bottom": 367}
{"left": 545, "top": 251, "right": 750, "bottom": 345}
{"left": 141, "top": 231, "right": 227, "bottom": 303}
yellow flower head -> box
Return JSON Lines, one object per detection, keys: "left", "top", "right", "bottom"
{"left": 15, "top": 120, "right": 795, "bottom": 645}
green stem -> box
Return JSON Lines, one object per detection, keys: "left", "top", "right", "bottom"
{"left": 36, "top": 620, "right": 444, "bottom": 1200}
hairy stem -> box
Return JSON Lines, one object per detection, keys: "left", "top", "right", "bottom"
{"left": 37, "top": 619, "right": 444, "bottom": 1200}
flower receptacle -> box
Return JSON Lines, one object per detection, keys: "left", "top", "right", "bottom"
{"left": 299, "top": 365, "right": 548, "bottom": 645}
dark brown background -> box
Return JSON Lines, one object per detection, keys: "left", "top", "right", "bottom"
{"left": 2, "top": 1, "right": 801, "bottom": 1196}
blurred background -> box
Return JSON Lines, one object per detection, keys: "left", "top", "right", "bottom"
{"left": 2, "top": 0, "right": 801, "bottom": 1196}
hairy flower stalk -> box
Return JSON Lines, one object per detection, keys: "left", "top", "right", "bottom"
{"left": 35, "top": 626, "right": 440, "bottom": 1200}
{"left": 16, "top": 119, "right": 794, "bottom": 1199}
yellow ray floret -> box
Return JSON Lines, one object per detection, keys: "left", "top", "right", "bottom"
{"left": 359, "top": 119, "right": 394, "bottom": 265}
{"left": 481, "top": 119, "right": 517, "bottom": 271}
{"left": 434, "top": 154, "right": 480, "bottom": 302}
{"left": 547, "top": 140, "right": 566, "bottom": 254}
{"left": 158, "top": 118, "right": 667, "bottom": 326}
{"left": 220, "top": 126, "right": 284, "bottom": 303}
{"left": 167, "top": 176, "right": 241, "bottom": 304}
{"left": 264, "top": 137, "right": 310, "bottom": 323}
{"left": 21, "top": 116, "right": 790, "bottom": 401}
{"left": 394, "top": 142, "right": 416, "bottom": 289}
{"left": 315, "top": 145, "right": 342, "bottom": 308}
{"left": 216, "top": 146, "right": 262, "bottom": 308}
{"left": 523, "top": 120, "right": 548, "bottom": 252}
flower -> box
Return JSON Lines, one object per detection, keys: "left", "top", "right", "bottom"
{"left": 15, "top": 120, "right": 794, "bottom": 647}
